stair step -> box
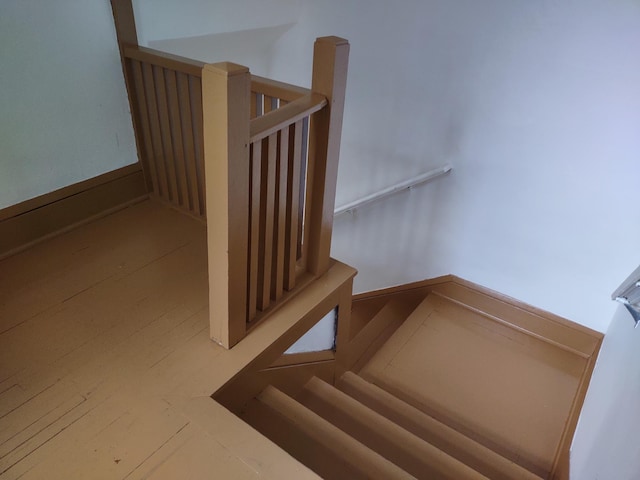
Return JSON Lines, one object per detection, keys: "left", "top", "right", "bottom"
{"left": 337, "top": 372, "right": 544, "bottom": 480}
{"left": 247, "top": 385, "right": 415, "bottom": 480}
{"left": 298, "top": 376, "right": 490, "bottom": 480}
{"left": 348, "top": 296, "right": 425, "bottom": 371}
{"left": 358, "top": 293, "right": 577, "bottom": 477}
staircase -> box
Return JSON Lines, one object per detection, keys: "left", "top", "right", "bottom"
{"left": 235, "top": 278, "right": 602, "bottom": 480}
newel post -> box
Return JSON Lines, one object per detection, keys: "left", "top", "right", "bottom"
{"left": 306, "top": 36, "right": 350, "bottom": 276}
{"left": 202, "top": 62, "right": 251, "bottom": 348}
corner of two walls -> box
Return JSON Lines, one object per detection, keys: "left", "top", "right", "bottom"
{"left": 0, "top": 0, "right": 138, "bottom": 210}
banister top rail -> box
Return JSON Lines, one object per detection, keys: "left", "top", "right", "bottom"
{"left": 123, "top": 44, "right": 206, "bottom": 77}
{"left": 250, "top": 75, "right": 311, "bottom": 102}
{"left": 250, "top": 93, "right": 326, "bottom": 143}
{"left": 123, "top": 44, "right": 309, "bottom": 102}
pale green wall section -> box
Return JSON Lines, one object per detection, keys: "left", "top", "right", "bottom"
{"left": 0, "top": 0, "right": 137, "bottom": 209}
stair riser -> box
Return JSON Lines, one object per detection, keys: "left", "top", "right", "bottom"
{"left": 299, "top": 377, "right": 490, "bottom": 480}
{"left": 337, "top": 372, "right": 544, "bottom": 480}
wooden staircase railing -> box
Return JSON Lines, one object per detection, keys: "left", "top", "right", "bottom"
{"left": 111, "top": 1, "right": 349, "bottom": 349}
{"left": 204, "top": 37, "right": 349, "bottom": 347}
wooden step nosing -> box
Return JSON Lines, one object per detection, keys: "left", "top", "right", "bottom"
{"left": 430, "top": 291, "right": 590, "bottom": 359}
{"left": 257, "top": 385, "right": 416, "bottom": 480}
{"left": 301, "top": 377, "right": 491, "bottom": 480}
{"left": 338, "top": 372, "right": 545, "bottom": 480}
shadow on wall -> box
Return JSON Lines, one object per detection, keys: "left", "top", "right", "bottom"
{"left": 147, "top": 24, "right": 295, "bottom": 77}
{"left": 331, "top": 175, "right": 449, "bottom": 294}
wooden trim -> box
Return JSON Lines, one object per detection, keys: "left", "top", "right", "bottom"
{"left": 353, "top": 275, "right": 602, "bottom": 347}
{"left": 351, "top": 274, "right": 456, "bottom": 301}
{"left": 0, "top": 166, "right": 147, "bottom": 258}
{"left": 431, "top": 282, "right": 602, "bottom": 357}
{"left": 110, "top": 0, "right": 138, "bottom": 46}
{"left": 431, "top": 291, "right": 591, "bottom": 359}
{"left": 449, "top": 277, "right": 603, "bottom": 339}
{"left": 250, "top": 93, "right": 326, "bottom": 143}
{"left": 123, "top": 45, "right": 206, "bottom": 77}
{"left": 550, "top": 335, "right": 602, "bottom": 480}
{"left": 0, "top": 164, "right": 142, "bottom": 221}
{"left": 270, "top": 350, "right": 335, "bottom": 368}
{"left": 251, "top": 75, "right": 311, "bottom": 102}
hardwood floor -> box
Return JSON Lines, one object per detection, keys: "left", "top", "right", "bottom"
{"left": 0, "top": 200, "right": 317, "bottom": 479}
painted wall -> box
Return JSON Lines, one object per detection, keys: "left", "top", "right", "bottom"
{"left": 133, "top": 0, "right": 640, "bottom": 332}
{"left": 570, "top": 305, "right": 640, "bottom": 479}
{"left": 269, "top": 0, "right": 640, "bottom": 333}
{"left": 0, "top": 0, "right": 137, "bottom": 209}
{"left": 133, "top": 0, "right": 301, "bottom": 76}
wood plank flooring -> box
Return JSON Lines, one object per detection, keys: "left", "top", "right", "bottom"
{"left": 0, "top": 200, "right": 317, "bottom": 479}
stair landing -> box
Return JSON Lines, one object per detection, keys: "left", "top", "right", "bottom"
{"left": 358, "top": 290, "right": 597, "bottom": 478}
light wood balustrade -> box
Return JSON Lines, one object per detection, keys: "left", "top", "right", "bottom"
{"left": 111, "top": 0, "right": 350, "bottom": 348}
{"left": 203, "top": 37, "right": 349, "bottom": 348}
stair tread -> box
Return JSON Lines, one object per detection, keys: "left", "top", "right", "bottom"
{"left": 252, "top": 384, "right": 416, "bottom": 480}
{"left": 298, "top": 376, "right": 490, "bottom": 480}
{"left": 337, "top": 371, "right": 544, "bottom": 480}
{"left": 358, "top": 293, "right": 584, "bottom": 478}
{"left": 348, "top": 295, "right": 425, "bottom": 371}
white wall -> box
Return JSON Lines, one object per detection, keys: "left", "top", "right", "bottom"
{"left": 0, "top": 0, "right": 138, "bottom": 209}
{"left": 131, "top": 0, "right": 640, "bottom": 332}
{"left": 570, "top": 305, "right": 640, "bottom": 479}
{"left": 270, "top": 0, "right": 640, "bottom": 332}
{"left": 133, "top": 0, "right": 301, "bottom": 76}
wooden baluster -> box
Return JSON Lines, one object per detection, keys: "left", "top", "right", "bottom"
{"left": 250, "top": 92, "right": 258, "bottom": 119}
{"left": 189, "top": 75, "right": 206, "bottom": 215}
{"left": 202, "top": 62, "right": 251, "bottom": 348}
{"left": 305, "top": 36, "right": 350, "bottom": 276}
{"left": 284, "top": 120, "right": 303, "bottom": 290}
{"left": 130, "top": 60, "right": 159, "bottom": 195}
{"left": 273, "top": 127, "right": 289, "bottom": 300}
{"left": 298, "top": 116, "right": 309, "bottom": 261}
{"left": 142, "top": 63, "right": 169, "bottom": 198}
{"left": 248, "top": 141, "right": 262, "bottom": 322}
{"left": 155, "top": 67, "right": 180, "bottom": 205}
{"left": 259, "top": 133, "right": 278, "bottom": 311}
{"left": 165, "top": 69, "right": 190, "bottom": 209}
{"left": 176, "top": 72, "right": 200, "bottom": 215}
{"left": 264, "top": 95, "right": 275, "bottom": 114}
